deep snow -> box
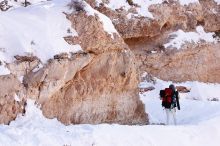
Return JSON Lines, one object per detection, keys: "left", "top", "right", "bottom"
{"left": 0, "top": 80, "right": 220, "bottom": 146}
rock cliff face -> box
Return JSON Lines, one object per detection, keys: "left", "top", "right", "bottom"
{"left": 38, "top": 11, "right": 147, "bottom": 125}
{"left": 141, "top": 43, "right": 220, "bottom": 83}
{"left": 92, "top": 0, "right": 220, "bottom": 38}
{"left": 42, "top": 50, "right": 146, "bottom": 125}
{"left": 89, "top": 0, "right": 220, "bottom": 83}
{"left": 0, "top": 9, "right": 148, "bottom": 125}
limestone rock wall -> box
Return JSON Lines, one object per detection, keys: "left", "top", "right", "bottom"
{"left": 42, "top": 51, "right": 147, "bottom": 125}
{"left": 89, "top": 0, "right": 220, "bottom": 83}
{"left": 0, "top": 10, "right": 148, "bottom": 125}
{"left": 92, "top": 0, "right": 220, "bottom": 39}
{"left": 141, "top": 43, "right": 220, "bottom": 83}
{"left": 36, "top": 11, "right": 147, "bottom": 125}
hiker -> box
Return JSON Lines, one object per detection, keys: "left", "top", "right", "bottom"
{"left": 160, "top": 84, "right": 180, "bottom": 125}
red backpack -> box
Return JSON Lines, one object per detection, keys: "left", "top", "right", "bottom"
{"left": 161, "top": 88, "right": 173, "bottom": 108}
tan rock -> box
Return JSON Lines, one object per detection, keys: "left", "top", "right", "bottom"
{"left": 89, "top": 0, "right": 219, "bottom": 84}
{"left": 0, "top": 74, "right": 25, "bottom": 124}
{"left": 66, "top": 11, "right": 126, "bottom": 54}
{"left": 140, "top": 86, "right": 155, "bottom": 94}
{"left": 0, "top": 1, "right": 166, "bottom": 125}
{"left": 92, "top": 0, "right": 219, "bottom": 39}
{"left": 0, "top": 74, "right": 21, "bottom": 97}
{"left": 199, "top": 0, "right": 220, "bottom": 32}
{"left": 41, "top": 50, "right": 147, "bottom": 125}
{"left": 7, "top": 56, "right": 40, "bottom": 77}
{"left": 33, "top": 10, "right": 148, "bottom": 125}
{"left": 142, "top": 43, "right": 220, "bottom": 83}
{"left": 176, "top": 86, "right": 190, "bottom": 93}
{"left": 23, "top": 52, "right": 93, "bottom": 103}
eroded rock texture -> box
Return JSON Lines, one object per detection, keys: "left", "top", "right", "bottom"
{"left": 141, "top": 43, "right": 220, "bottom": 82}
{"left": 37, "top": 11, "right": 147, "bottom": 125}
{"left": 89, "top": 0, "right": 220, "bottom": 83}
{"left": 0, "top": 75, "right": 25, "bottom": 124}
{"left": 42, "top": 51, "right": 146, "bottom": 125}
{"left": 0, "top": 10, "right": 147, "bottom": 125}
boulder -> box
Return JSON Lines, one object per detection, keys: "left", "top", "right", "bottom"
{"left": 0, "top": 74, "right": 25, "bottom": 124}
{"left": 42, "top": 50, "right": 147, "bottom": 125}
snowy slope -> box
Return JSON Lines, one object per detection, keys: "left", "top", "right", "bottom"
{"left": 1, "top": 89, "right": 220, "bottom": 146}
{"left": 0, "top": 0, "right": 81, "bottom": 65}
{"left": 1, "top": 78, "right": 220, "bottom": 146}
{"left": 0, "top": 0, "right": 120, "bottom": 75}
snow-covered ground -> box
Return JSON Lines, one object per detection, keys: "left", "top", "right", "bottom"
{"left": 0, "top": 79, "right": 220, "bottom": 146}
{"left": 140, "top": 78, "right": 220, "bottom": 125}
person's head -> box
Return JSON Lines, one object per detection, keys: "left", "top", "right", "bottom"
{"left": 169, "top": 84, "right": 176, "bottom": 92}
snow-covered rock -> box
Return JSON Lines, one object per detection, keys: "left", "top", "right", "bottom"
{"left": 164, "top": 26, "right": 217, "bottom": 49}
{"left": 0, "top": 0, "right": 147, "bottom": 125}
{"left": 0, "top": 0, "right": 81, "bottom": 65}
{"left": 0, "top": 0, "right": 47, "bottom": 11}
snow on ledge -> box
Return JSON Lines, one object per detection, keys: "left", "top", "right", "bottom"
{"left": 106, "top": 0, "right": 164, "bottom": 19}
{"left": 84, "top": 2, "right": 119, "bottom": 39}
{"left": 164, "top": 26, "right": 217, "bottom": 49}
{"left": 178, "top": 0, "right": 199, "bottom": 5}
{"left": 97, "top": 0, "right": 200, "bottom": 19}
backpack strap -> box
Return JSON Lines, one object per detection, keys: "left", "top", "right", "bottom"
{"left": 175, "top": 91, "right": 181, "bottom": 110}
